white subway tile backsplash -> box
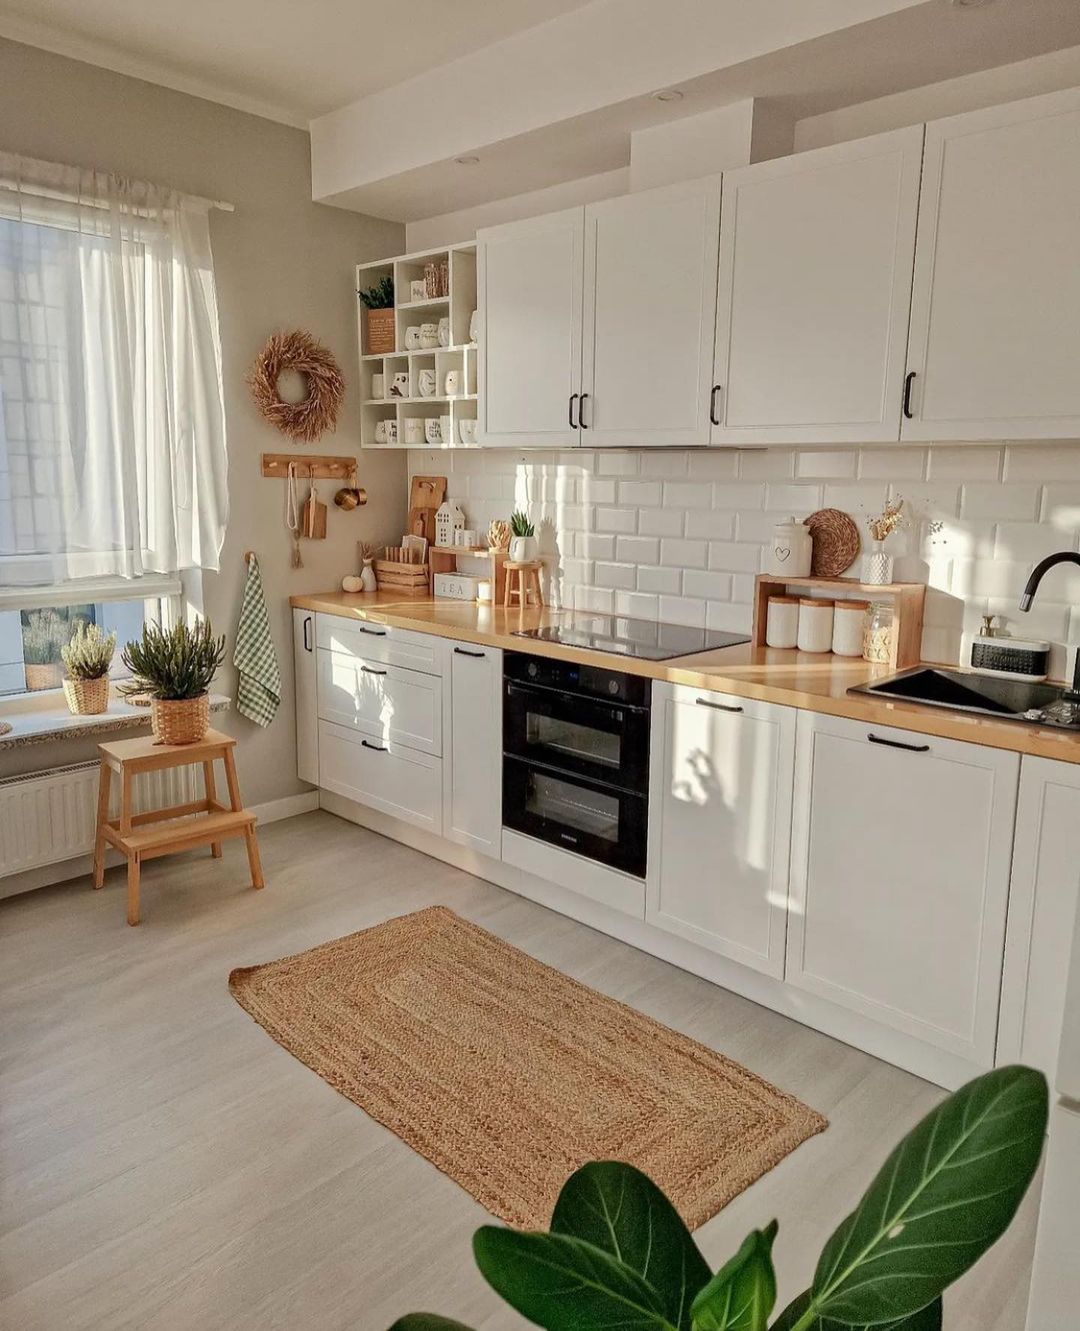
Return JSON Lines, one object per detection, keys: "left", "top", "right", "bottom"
{"left": 594, "top": 561, "right": 638, "bottom": 590}
{"left": 658, "top": 595, "right": 707, "bottom": 627}
{"left": 738, "top": 450, "right": 795, "bottom": 480}
{"left": 860, "top": 447, "right": 927, "bottom": 480}
{"left": 714, "top": 482, "right": 765, "bottom": 510}
{"left": 1003, "top": 443, "right": 1080, "bottom": 482}
{"left": 796, "top": 450, "right": 859, "bottom": 480}
{"left": 1040, "top": 485, "right": 1080, "bottom": 532}
{"left": 686, "top": 510, "right": 736, "bottom": 540}
{"left": 927, "top": 446, "right": 1003, "bottom": 481}
{"left": 616, "top": 535, "right": 661, "bottom": 564}
{"left": 663, "top": 481, "right": 715, "bottom": 509}
{"left": 595, "top": 451, "right": 639, "bottom": 476}
{"left": 579, "top": 478, "right": 618, "bottom": 505}
{"left": 595, "top": 507, "right": 638, "bottom": 534}
{"left": 615, "top": 591, "right": 660, "bottom": 619}
{"left": 706, "top": 601, "right": 753, "bottom": 633}
{"left": 735, "top": 510, "right": 784, "bottom": 544}
{"left": 709, "top": 541, "right": 763, "bottom": 572}
{"left": 823, "top": 482, "right": 889, "bottom": 514}
{"left": 617, "top": 480, "right": 663, "bottom": 507}
{"left": 579, "top": 533, "right": 616, "bottom": 561}
{"left": 688, "top": 452, "right": 739, "bottom": 480}
{"left": 961, "top": 483, "right": 1039, "bottom": 521}
{"left": 683, "top": 569, "right": 733, "bottom": 600}
{"left": 639, "top": 508, "right": 686, "bottom": 537}
{"left": 766, "top": 483, "right": 823, "bottom": 513}
{"left": 637, "top": 565, "right": 682, "bottom": 595}
{"left": 638, "top": 451, "right": 689, "bottom": 479}
{"left": 660, "top": 538, "right": 709, "bottom": 569}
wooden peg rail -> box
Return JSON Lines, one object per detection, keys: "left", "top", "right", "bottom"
{"left": 261, "top": 453, "right": 357, "bottom": 481}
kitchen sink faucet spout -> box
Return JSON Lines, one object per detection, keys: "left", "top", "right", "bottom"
{"left": 1020, "top": 551, "right": 1080, "bottom": 698}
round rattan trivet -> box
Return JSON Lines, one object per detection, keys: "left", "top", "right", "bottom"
{"left": 805, "top": 508, "right": 860, "bottom": 577}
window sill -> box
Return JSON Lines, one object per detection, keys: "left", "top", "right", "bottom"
{"left": 0, "top": 691, "right": 231, "bottom": 750}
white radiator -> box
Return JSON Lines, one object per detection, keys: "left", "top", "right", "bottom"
{"left": 0, "top": 761, "right": 198, "bottom": 878}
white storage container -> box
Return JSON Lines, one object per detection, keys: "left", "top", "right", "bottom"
{"left": 797, "top": 598, "right": 834, "bottom": 654}
{"left": 765, "top": 596, "right": 800, "bottom": 649}
{"left": 832, "top": 600, "right": 869, "bottom": 657}
{"left": 434, "top": 572, "right": 483, "bottom": 601}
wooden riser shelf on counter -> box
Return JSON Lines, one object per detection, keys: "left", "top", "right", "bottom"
{"left": 751, "top": 573, "right": 925, "bottom": 670}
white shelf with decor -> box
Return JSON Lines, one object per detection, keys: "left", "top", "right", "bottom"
{"left": 356, "top": 242, "right": 478, "bottom": 449}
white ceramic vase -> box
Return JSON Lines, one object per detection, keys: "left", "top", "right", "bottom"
{"left": 864, "top": 543, "right": 894, "bottom": 586}
{"left": 360, "top": 558, "right": 377, "bottom": 593}
{"left": 509, "top": 535, "right": 538, "bottom": 563}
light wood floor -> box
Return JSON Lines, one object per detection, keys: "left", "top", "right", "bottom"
{"left": 1, "top": 811, "right": 1038, "bottom": 1330}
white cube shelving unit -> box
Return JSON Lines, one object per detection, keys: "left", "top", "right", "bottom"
{"left": 357, "top": 242, "right": 478, "bottom": 450}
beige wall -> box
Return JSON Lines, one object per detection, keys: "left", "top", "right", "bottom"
{"left": 0, "top": 38, "right": 407, "bottom": 810}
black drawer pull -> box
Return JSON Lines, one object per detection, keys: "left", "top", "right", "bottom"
{"left": 357, "top": 625, "right": 387, "bottom": 636}
{"left": 454, "top": 647, "right": 486, "bottom": 658}
{"left": 302, "top": 615, "right": 312, "bottom": 652}
{"left": 361, "top": 739, "right": 387, "bottom": 752}
{"left": 568, "top": 392, "right": 578, "bottom": 429}
{"left": 709, "top": 384, "right": 722, "bottom": 426}
{"left": 696, "top": 697, "right": 743, "bottom": 713}
{"left": 361, "top": 665, "right": 387, "bottom": 676}
{"left": 903, "top": 370, "right": 916, "bottom": 419}
{"left": 868, "top": 733, "right": 929, "bottom": 753}
{"left": 579, "top": 392, "right": 590, "bottom": 429}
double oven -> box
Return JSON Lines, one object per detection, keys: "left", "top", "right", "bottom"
{"left": 502, "top": 651, "right": 650, "bottom": 878}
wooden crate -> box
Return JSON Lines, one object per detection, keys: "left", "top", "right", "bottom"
{"left": 374, "top": 558, "right": 430, "bottom": 595}
{"left": 752, "top": 573, "right": 925, "bottom": 669}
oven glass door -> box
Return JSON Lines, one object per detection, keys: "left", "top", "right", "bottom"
{"left": 503, "top": 756, "right": 648, "bottom": 878}
{"left": 504, "top": 681, "right": 649, "bottom": 790}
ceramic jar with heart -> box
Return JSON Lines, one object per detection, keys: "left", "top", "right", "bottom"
{"left": 766, "top": 517, "right": 812, "bottom": 577}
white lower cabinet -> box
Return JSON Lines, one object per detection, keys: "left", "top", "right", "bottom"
{"left": 317, "top": 648, "right": 442, "bottom": 755}
{"left": 318, "top": 720, "right": 442, "bottom": 834}
{"left": 293, "top": 608, "right": 319, "bottom": 785}
{"left": 998, "top": 755, "right": 1080, "bottom": 1080}
{"left": 787, "top": 711, "right": 1019, "bottom": 1065}
{"left": 444, "top": 644, "right": 503, "bottom": 856}
{"left": 646, "top": 684, "right": 794, "bottom": 978}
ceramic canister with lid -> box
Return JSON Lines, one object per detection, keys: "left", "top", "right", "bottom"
{"left": 832, "top": 600, "right": 869, "bottom": 657}
{"left": 797, "top": 598, "right": 834, "bottom": 653}
{"left": 766, "top": 517, "right": 813, "bottom": 577}
{"left": 765, "top": 596, "right": 800, "bottom": 649}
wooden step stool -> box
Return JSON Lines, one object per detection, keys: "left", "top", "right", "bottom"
{"left": 503, "top": 560, "right": 544, "bottom": 608}
{"left": 92, "top": 728, "right": 263, "bottom": 926}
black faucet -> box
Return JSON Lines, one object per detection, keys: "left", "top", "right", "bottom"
{"left": 1019, "top": 551, "right": 1080, "bottom": 699}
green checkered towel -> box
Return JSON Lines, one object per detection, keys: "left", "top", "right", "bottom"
{"left": 234, "top": 554, "right": 281, "bottom": 727}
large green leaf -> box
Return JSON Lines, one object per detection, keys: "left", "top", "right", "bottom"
{"left": 807, "top": 1066, "right": 1047, "bottom": 1326}
{"left": 551, "top": 1161, "right": 711, "bottom": 1330}
{"left": 473, "top": 1226, "right": 678, "bottom": 1331}
{"left": 770, "top": 1290, "right": 942, "bottom": 1330}
{"left": 690, "top": 1221, "right": 778, "bottom": 1330}
{"left": 389, "top": 1318, "right": 478, "bottom": 1331}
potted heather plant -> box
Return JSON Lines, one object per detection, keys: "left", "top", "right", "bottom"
{"left": 509, "top": 510, "right": 538, "bottom": 563}
{"left": 122, "top": 619, "right": 226, "bottom": 745}
{"left": 21, "top": 609, "right": 67, "bottom": 692}
{"left": 61, "top": 622, "right": 117, "bottom": 715}
{"left": 359, "top": 275, "right": 396, "bottom": 354}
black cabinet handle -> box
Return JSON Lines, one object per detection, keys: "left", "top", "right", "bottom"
{"left": 710, "top": 384, "right": 722, "bottom": 426}
{"left": 568, "top": 392, "right": 578, "bottom": 429}
{"left": 302, "top": 615, "right": 312, "bottom": 652}
{"left": 903, "top": 370, "right": 916, "bottom": 419}
{"left": 696, "top": 697, "right": 743, "bottom": 713}
{"left": 454, "top": 647, "right": 486, "bottom": 658}
{"left": 361, "top": 739, "right": 387, "bottom": 752}
{"left": 868, "top": 732, "right": 930, "bottom": 753}
{"left": 361, "top": 665, "right": 387, "bottom": 675}
{"left": 358, "top": 625, "right": 387, "bottom": 637}
{"left": 579, "top": 393, "right": 590, "bottom": 429}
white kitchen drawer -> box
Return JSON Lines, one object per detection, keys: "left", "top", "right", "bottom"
{"left": 317, "top": 649, "right": 442, "bottom": 756}
{"left": 501, "top": 829, "right": 645, "bottom": 920}
{"left": 318, "top": 720, "right": 442, "bottom": 834}
{"left": 315, "top": 616, "right": 444, "bottom": 676}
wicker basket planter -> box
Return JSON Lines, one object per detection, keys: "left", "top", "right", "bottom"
{"left": 62, "top": 675, "right": 110, "bottom": 716}
{"left": 151, "top": 693, "right": 210, "bottom": 746}
{"left": 365, "top": 307, "right": 396, "bottom": 354}
{"left": 24, "top": 662, "right": 64, "bottom": 692}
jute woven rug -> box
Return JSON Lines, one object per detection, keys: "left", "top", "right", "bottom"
{"left": 228, "top": 905, "right": 826, "bottom": 1229}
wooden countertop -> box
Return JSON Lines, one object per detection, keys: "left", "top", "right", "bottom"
{"left": 291, "top": 591, "right": 1080, "bottom": 765}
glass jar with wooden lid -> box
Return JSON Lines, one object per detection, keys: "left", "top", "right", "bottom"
{"left": 832, "top": 599, "right": 870, "bottom": 656}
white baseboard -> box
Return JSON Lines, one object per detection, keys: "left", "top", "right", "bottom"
{"left": 251, "top": 790, "right": 319, "bottom": 824}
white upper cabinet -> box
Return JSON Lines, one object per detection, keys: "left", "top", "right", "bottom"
{"left": 712, "top": 126, "right": 924, "bottom": 445}
{"left": 904, "top": 87, "right": 1080, "bottom": 440}
{"left": 580, "top": 178, "right": 721, "bottom": 447}
{"left": 477, "top": 207, "right": 583, "bottom": 448}
{"left": 787, "top": 711, "right": 1019, "bottom": 1068}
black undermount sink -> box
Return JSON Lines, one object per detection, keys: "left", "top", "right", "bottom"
{"left": 849, "top": 667, "right": 1080, "bottom": 729}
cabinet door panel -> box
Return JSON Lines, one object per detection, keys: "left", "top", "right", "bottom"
{"left": 445, "top": 645, "right": 503, "bottom": 856}
{"left": 477, "top": 207, "right": 583, "bottom": 448}
{"left": 581, "top": 179, "right": 720, "bottom": 447}
{"left": 318, "top": 720, "right": 441, "bottom": 834}
{"left": 787, "top": 712, "right": 1018, "bottom": 1064}
{"left": 293, "top": 608, "right": 319, "bottom": 785}
{"left": 713, "top": 126, "right": 923, "bottom": 444}
{"left": 317, "top": 650, "right": 442, "bottom": 756}
{"left": 646, "top": 684, "right": 793, "bottom": 977}
{"left": 904, "top": 87, "right": 1080, "bottom": 440}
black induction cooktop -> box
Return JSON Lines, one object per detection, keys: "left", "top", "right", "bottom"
{"left": 512, "top": 616, "right": 750, "bottom": 661}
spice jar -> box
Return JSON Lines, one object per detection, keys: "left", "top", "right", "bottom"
{"left": 832, "top": 600, "right": 869, "bottom": 657}
{"left": 797, "top": 598, "right": 834, "bottom": 653}
{"left": 765, "top": 596, "right": 800, "bottom": 649}
{"left": 863, "top": 601, "right": 894, "bottom": 664}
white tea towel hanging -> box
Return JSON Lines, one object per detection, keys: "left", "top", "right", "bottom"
{"left": 234, "top": 553, "right": 281, "bottom": 727}
{"left": 286, "top": 461, "right": 302, "bottom": 568}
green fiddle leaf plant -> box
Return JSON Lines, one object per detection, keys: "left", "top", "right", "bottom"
{"left": 387, "top": 1065, "right": 1047, "bottom": 1331}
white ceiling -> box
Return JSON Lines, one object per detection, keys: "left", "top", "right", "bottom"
{"left": 0, "top": 0, "right": 595, "bottom": 126}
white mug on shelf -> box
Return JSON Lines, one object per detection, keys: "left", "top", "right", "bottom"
{"left": 444, "top": 370, "right": 462, "bottom": 397}
{"left": 405, "top": 325, "right": 422, "bottom": 350}
{"left": 424, "top": 417, "right": 442, "bottom": 445}
{"left": 420, "top": 322, "right": 439, "bottom": 349}
{"left": 418, "top": 368, "right": 437, "bottom": 398}
{"left": 371, "top": 372, "right": 384, "bottom": 399}
{"left": 390, "top": 371, "right": 409, "bottom": 397}
{"left": 409, "top": 279, "right": 427, "bottom": 302}
{"left": 438, "top": 316, "right": 451, "bottom": 348}
{"left": 458, "top": 418, "right": 478, "bottom": 445}
{"left": 440, "top": 414, "right": 452, "bottom": 445}
{"left": 385, "top": 419, "right": 398, "bottom": 446}
{"left": 374, "top": 419, "right": 387, "bottom": 445}
{"left": 469, "top": 309, "right": 478, "bottom": 343}
{"left": 404, "top": 417, "right": 424, "bottom": 445}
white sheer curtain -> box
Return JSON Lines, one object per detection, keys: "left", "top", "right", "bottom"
{"left": 0, "top": 152, "right": 228, "bottom": 586}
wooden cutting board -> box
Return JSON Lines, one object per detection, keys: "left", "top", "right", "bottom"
{"left": 302, "top": 490, "right": 327, "bottom": 540}
{"left": 408, "top": 475, "right": 446, "bottom": 543}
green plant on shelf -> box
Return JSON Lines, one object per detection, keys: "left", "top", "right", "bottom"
{"left": 387, "top": 1064, "right": 1048, "bottom": 1331}
{"left": 121, "top": 619, "right": 226, "bottom": 701}
{"left": 61, "top": 622, "right": 117, "bottom": 680}
{"left": 509, "top": 510, "right": 535, "bottom": 539}
{"left": 358, "top": 275, "right": 395, "bottom": 309}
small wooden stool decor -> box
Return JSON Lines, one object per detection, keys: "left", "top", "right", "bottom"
{"left": 92, "top": 728, "right": 263, "bottom": 926}
{"left": 503, "top": 560, "right": 544, "bottom": 609}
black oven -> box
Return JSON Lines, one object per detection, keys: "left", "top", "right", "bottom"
{"left": 502, "top": 652, "right": 650, "bottom": 878}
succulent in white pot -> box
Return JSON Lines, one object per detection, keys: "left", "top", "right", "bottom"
{"left": 508, "top": 510, "right": 538, "bottom": 563}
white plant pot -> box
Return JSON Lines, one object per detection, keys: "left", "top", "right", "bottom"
{"left": 509, "top": 535, "right": 538, "bottom": 563}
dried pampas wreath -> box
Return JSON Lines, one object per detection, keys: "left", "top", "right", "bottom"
{"left": 248, "top": 329, "right": 345, "bottom": 443}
